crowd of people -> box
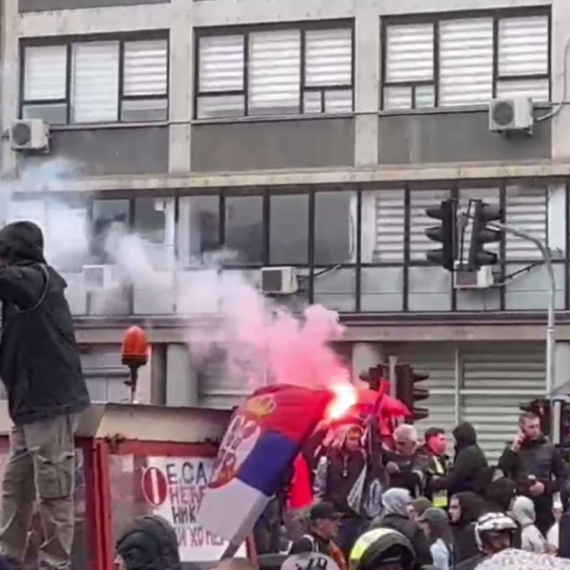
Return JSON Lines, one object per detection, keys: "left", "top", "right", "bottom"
{"left": 254, "top": 411, "right": 570, "bottom": 570}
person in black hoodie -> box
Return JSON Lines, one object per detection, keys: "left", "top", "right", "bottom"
{"left": 431, "top": 422, "right": 488, "bottom": 498}
{"left": 115, "top": 515, "right": 181, "bottom": 570}
{"left": 449, "top": 491, "right": 484, "bottom": 564}
{"left": 371, "top": 488, "right": 433, "bottom": 569}
{"left": 0, "top": 221, "right": 91, "bottom": 570}
{"left": 498, "top": 411, "right": 567, "bottom": 535}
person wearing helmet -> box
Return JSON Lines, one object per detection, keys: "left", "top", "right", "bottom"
{"left": 350, "top": 528, "right": 416, "bottom": 570}
{"left": 474, "top": 512, "right": 517, "bottom": 559}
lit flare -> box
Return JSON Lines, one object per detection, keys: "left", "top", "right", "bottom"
{"left": 326, "top": 382, "right": 358, "bottom": 420}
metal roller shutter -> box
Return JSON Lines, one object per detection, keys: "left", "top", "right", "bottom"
{"left": 24, "top": 45, "right": 67, "bottom": 101}
{"left": 460, "top": 343, "right": 545, "bottom": 463}
{"left": 374, "top": 190, "right": 405, "bottom": 262}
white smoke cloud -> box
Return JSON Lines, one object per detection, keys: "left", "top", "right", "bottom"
{"left": 2, "top": 161, "right": 351, "bottom": 395}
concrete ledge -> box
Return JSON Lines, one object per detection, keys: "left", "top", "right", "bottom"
{"left": 36, "top": 161, "right": 570, "bottom": 194}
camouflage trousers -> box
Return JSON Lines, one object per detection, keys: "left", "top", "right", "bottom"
{"left": 0, "top": 414, "right": 78, "bottom": 570}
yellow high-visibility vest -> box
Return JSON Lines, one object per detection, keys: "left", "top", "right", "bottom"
{"left": 431, "top": 456, "right": 448, "bottom": 508}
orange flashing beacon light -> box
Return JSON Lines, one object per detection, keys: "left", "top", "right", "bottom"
{"left": 121, "top": 325, "right": 149, "bottom": 402}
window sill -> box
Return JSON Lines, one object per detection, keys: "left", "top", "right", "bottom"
{"left": 48, "top": 121, "right": 170, "bottom": 132}
{"left": 191, "top": 112, "right": 355, "bottom": 126}
{"left": 378, "top": 102, "right": 553, "bottom": 117}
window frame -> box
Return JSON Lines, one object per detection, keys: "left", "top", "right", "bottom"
{"left": 19, "top": 30, "right": 171, "bottom": 125}
{"left": 193, "top": 20, "right": 355, "bottom": 120}
{"left": 380, "top": 6, "right": 551, "bottom": 111}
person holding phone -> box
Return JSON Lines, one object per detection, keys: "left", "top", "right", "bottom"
{"left": 498, "top": 412, "right": 568, "bottom": 535}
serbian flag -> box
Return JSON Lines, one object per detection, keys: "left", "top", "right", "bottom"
{"left": 198, "top": 384, "right": 333, "bottom": 553}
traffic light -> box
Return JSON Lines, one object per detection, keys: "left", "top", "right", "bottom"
{"left": 395, "top": 364, "right": 430, "bottom": 422}
{"left": 359, "top": 365, "right": 388, "bottom": 391}
{"left": 425, "top": 199, "right": 458, "bottom": 271}
{"left": 468, "top": 200, "right": 503, "bottom": 270}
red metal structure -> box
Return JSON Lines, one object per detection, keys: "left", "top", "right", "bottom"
{"left": 0, "top": 402, "right": 233, "bottom": 570}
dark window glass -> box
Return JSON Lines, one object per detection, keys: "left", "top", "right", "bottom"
{"left": 269, "top": 194, "right": 309, "bottom": 264}
{"left": 90, "top": 199, "right": 129, "bottom": 263}
{"left": 314, "top": 191, "right": 356, "bottom": 264}
{"left": 178, "top": 196, "right": 220, "bottom": 265}
{"left": 225, "top": 195, "right": 263, "bottom": 265}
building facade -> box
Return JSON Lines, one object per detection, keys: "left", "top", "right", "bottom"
{"left": 1, "top": 0, "right": 570, "bottom": 459}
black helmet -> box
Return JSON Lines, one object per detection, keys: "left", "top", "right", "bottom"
{"left": 350, "top": 528, "right": 416, "bottom": 570}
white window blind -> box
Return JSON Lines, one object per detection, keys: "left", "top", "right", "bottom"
{"left": 71, "top": 42, "right": 119, "bottom": 123}
{"left": 249, "top": 30, "right": 300, "bottom": 115}
{"left": 199, "top": 35, "right": 244, "bottom": 92}
{"left": 410, "top": 190, "right": 452, "bottom": 261}
{"left": 24, "top": 45, "right": 67, "bottom": 101}
{"left": 505, "top": 186, "right": 547, "bottom": 260}
{"left": 305, "top": 28, "right": 351, "bottom": 86}
{"left": 385, "top": 24, "right": 434, "bottom": 83}
{"left": 498, "top": 16, "right": 549, "bottom": 101}
{"left": 123, "top": 40, "right": 167, "bottom": 96}
{"left": 439, "top": 18, "right": 493, "bottom": 106}
{"left": 374, "top": 191, "right": 405, "bottom": 262}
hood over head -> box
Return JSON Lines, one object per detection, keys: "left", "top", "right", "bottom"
{"left": 382, "top": 487, "right": 412, "bottom": 517}
{"left": 0, "top": 221, "right": 45, "bottom": 264}
{"left": 453, "top": 422, "right": 477, "bottom": 449}
{"left": 454, "top": 491, "right": 484, "bottom": 524}
{"left": 116, "top": 515, "right": 181, "bottom": 570}
{"left": 511, "top": 495, "right": 536, "bottom": 527}
{"left": 484, "top": 478, "right": 517, "bottom": 513}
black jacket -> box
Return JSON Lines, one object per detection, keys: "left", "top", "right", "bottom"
{"left": 498, "top": 434, "right": 566, "bottom": 534}
{"left": 384, "top": 450, "right": 429, "bottom": 498}
{"left": 451, "top": 491, "right": 483, "bottom": 564}
{"left": 373, "top": 514, "right": 433, "bottom": 569}
{"left": 0, "top": 221, "right": 90, "bottom": 425}
{"left": 432, "top": 423, "right": 488, "bottom": 497}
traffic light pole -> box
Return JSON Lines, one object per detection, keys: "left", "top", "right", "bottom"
{"left": 488, "top": 220, "right": 556, "bottom": 401}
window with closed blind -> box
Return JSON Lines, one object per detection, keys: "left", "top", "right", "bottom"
{"left": 195, "top": 23, "right": 354, "bottom": 119}
{"left": 20, "top": 34, "right": 169, "bottom": 125}
{"left": 382, "top": 7, "right": 550, "bottom": 110}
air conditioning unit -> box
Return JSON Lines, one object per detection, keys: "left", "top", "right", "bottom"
{"left": 260, "top": 267, "right": 298, "bottom": 295}
{"left": 83, "top": 265, "right": 119, "bottom": 291}
{"left": 489, "top": 97, "right": 533, "bottom": 134}
{"left": 10, "top": 119, "right": 49, "bottom": 151}
{"left": 453, "top": 266, "right": 496, "bottom": 290}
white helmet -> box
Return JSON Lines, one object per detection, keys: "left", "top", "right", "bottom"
{"left": 474, "top": 512, "right": 517, "bottom": 551}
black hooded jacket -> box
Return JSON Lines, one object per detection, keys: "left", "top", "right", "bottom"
{"left": 0, "top": 221, "right": 90, "bottom": 425}
{"left": 452, "top": 491, "right": 483, "bottom": 563}
{"left": 431, "top": 423, "right": 488, "bottom": 498}
{"left": 116, "top": 515, "right": 181, "bottom": 570}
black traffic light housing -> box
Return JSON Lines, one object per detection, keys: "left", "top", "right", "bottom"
{"left": 395, "top": 364, "right": 430, "bottom": 422}
{"left": 359, "top": 365, "right": 388, "bottom": 391}
{"left": 468, "top": 200, "right": 503, "bottom": 270}
{"left": 425, "top": 199, "right": 458, "bottom": 271}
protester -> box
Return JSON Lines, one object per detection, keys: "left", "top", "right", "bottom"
{"left": 350, "top": 527, "right": 417, "bottom": 570}
{"left": 409, "top": 497, "right": 432, "bottom": 523}
{"left": 546, "top": 494, "right": 563, "bottom": 553}
{"left": 384, "top": 425, "right": 429, "bottom": 498}
{"left": 289, "top": 502, "right": 346, "bottom": 570}
{"left": 115, "top": 515, "right": 181, "bottom": 570}
{"left": 431, "top": 422, "right": 488, "bottom": 499}
{"left": 371, "top": 488, "right": 433, "bottom": 568}
{"left": 474, "top": 512, "right": 517, "bottom": 558}
{"left": 557, "top": 480, "right": 570, "bottom": 558}
{"left": 449, "top": 492, "right": 483, "bottom": 564}
{"left": 314, "top": 424, "right": 367, "bottom": 556}
{"left": 483, "top": 477, "right": 517, "bottom": 514}
{"left": 0, "top": 221, "right": 91, "bottom": 569}
{"left": 419, "top": 428, "right": 451, "bottom": 509}
{"left": 417, "top": 508, "right": 454, "bottom": 570}
{"left": 498, "top": 412, "right": 567, "bottom": 535}
{"left": 510, "top": 496, "right": 547, "bottom": 553}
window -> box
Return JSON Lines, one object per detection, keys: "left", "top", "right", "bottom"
{"left": 315, "top": 191, "right": 356, "bottom": 264}
{"left": 382, "top": 10, "right": 549, "bottom": 110}
{"left": 224, "top": 195, "right": 263, "bottom": 265}
{"left": 269, "top": 194, "right": 309, "bottom": 264}
{"left": 195, "top": 24, "right": 353, "bottom": 119}
{"left": 21, "top": 36, "right": 169, "bottom": 124}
